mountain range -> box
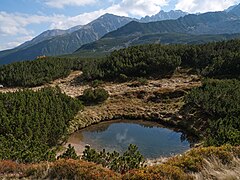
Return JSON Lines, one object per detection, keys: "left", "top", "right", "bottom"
{"left": 0, "top": 14, "right": 132, "bottom": 64}
{"left": 1, "top": 4, "right": 240, "bottom": 64}
{"left": 140, "top": 10, "right": 187, "bottom": 23}
{"left": 74, "top": 6, "right": 240, "bottom": 56}
{"left": 0, "top": 10, "right": 192, "bottom": 64}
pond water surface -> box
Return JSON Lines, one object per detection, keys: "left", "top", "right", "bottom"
{"left": 67, "top": 120, "right": 190, "bottom": 159}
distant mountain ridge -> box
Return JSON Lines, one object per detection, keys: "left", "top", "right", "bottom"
{"left": 74, "top": 11, "right": 240, "bottom": 55}
{"left": 228, "top": 3, "right": 240, "bottom": 16}
{"left": 104, "top": 12, "right": 240, "bottom": 38}
{"left": 19, "top": 29, "right": 69, "bottom": 50}
{"left": 140, "top": 10, "right": 188, "bottom": 22}
{"left": 0, "top": 26, "right": 83, "bottom": 62}
{"left": 0, "top": 14, "right": 133, "bottom": 64}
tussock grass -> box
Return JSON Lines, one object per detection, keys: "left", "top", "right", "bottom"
{"left": 195, "top": 157, "right": 240, "bottom": 180}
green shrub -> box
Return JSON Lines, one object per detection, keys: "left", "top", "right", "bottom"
{"left": 80, "top": 88, "right": 109, "bottom": 105}
{"left": 119, "top": 74, "right": 128, "bottom": 82}
{"left": 57, "top": 144, "right": 79, "bottom": 160}
{"left": 82, "top": 144, "right": 145, "bottom": 174}
{"left": 0, "top": 87, "right": 82, "bottom": 162}
{"left": 0, "top": 57, "right": 73, "bottom": 87}
{"left": 185, "top": 79, "right": 240, "bottom": 146}
{"left": 91, "top": 80, "right": 104, "bottom": 88}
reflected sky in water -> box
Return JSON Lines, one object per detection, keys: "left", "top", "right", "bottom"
{"left": 69, "top": 120, "right": 190, "bottom": 159}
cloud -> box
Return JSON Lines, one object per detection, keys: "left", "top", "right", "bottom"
{"left": 106, "top": 0, "right": 168, "bottom": 17}
{"left": 50, "top": 0, "right": 169, "bottom": 29}
{"left": 0, "top": 35, "right": 34, "bottom": 50}
{"left": 0, "top": 0, "right": 170, "bottom": 35}
{"left": 50, "top": 11, "right": 106, "bottom": 29}
{"left": 0, "top": 12, "right": 30, "bottom": 36}
{"left": 175, "top": 0, "right": 239, "bottom": 13}
{"left": 44, "top": 0, "right": 96, "bottom": 8}
{"left": 0, "top": 11, "right": 67, "bottom": 36}
{"left": 116, "top": 129, "right": 135, "bottom": 144}
{"left": 119, "top": 0, "right": 168, "bottom": 17}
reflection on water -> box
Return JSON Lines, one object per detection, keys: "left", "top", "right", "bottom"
{"left": 67, "top": 120, "right": 190, "bottom": 159}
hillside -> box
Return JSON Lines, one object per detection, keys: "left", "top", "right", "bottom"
{"left": 1, "top": 146, "right": 239, "bottom": 179}
{"left": 0, "top": 28, "right": 82, "bottom": 61}
{"left": 229, "top": 3, "right": 240, "bottom": 16}
{"left": 74, "top": 33, "right": 240, "bottom": 57}
{"left": 2, "top": 6, "right": 240, "bottom": 64}
{"left": 0, "top": 68, "right": 239, "bottom": 179}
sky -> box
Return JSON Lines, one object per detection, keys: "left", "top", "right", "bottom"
{"left": 0, "top": 0, "right": 239, "bottom": 51}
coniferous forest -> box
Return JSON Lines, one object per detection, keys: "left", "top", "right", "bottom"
{"left": 81, "top": 39, "right": 240, "bottom": 81}
{"left": 185, "top": 79, "right": 240, "bottom": 146}
{"left": 0, "top": 57, "right": 82, "bottom": 87}
{"left": 0, "top": 87, "right": 83, "bottom": 162}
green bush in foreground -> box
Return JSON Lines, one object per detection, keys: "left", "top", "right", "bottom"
{"left": 185, "top": 79, "right": 240, "bottom": 146}
{"left": 82, "top": 144, "right": 145, "bottom": 174}
{"left": 0, "top": 87, "right": 83, "bottom": 162}
{"left": 57, "top": 144, "right": 79, "bottom": 160}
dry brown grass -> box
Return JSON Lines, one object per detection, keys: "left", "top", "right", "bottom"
{"left": 66, "top": 72, "right": 201, "bottom": 133}
{"left": 194, "top": 157, "right": 240, "bottom": 180}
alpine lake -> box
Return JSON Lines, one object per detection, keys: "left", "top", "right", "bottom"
{"left": 67, "top": 120, "right": 190, "bottom": 159}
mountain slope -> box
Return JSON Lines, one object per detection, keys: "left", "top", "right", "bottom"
{"left": 74, "top": 12, "right": 240, "bottom": 56}
{"left": 18, "top": 29, "right": 68, "bottom": 50}
{"left": 0, "top": 26, "right": 83, "bottom": 62}
{"left": 74, "top": 33, "right": 240, "bottom": 57}
{"left": 140, "top": 10, "right": 188, "bottom": 22}
{"left": 228, "top": 3, "right": 240, "bottom": 16}
{"left": 0, "top": 14, "right": 133, "bottom": 64}
{"left": 104, "top": 12, "right": 239, "bottom": 38}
